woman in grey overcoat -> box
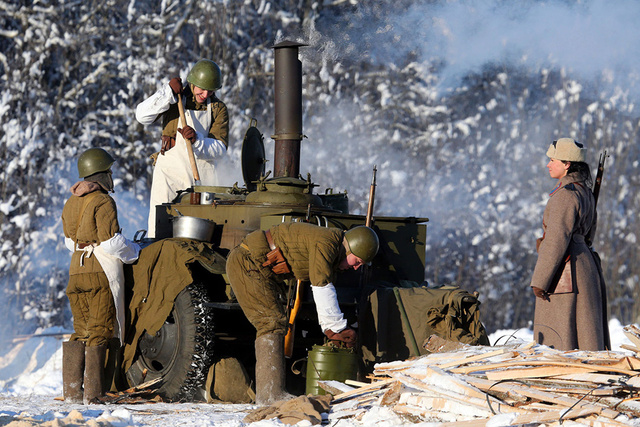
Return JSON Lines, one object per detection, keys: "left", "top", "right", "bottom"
{"left": 530, "top": 138, "right": 610, "bottom": 351}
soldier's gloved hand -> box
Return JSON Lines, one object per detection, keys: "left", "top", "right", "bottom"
{"left": 169, "top": 77, "right": 183, "bottom": 96}
{"left": 325, "top": 328, "right": 357, "bottom": 348}
{"left": 178, "top": 125, "right": 196, "bottom": 143}
{"left": 532, "top": 286, "right": 550, "bottom": 301}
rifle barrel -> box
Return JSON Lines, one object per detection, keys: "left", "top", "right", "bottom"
{"left": 592, "top": 150, "right": 608, "bottom": 211}
{"left": 365, "top": 165, "right": 377, "bottom": 227}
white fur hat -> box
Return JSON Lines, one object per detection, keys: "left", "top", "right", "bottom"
{"left": 546, "top": 138, "right": 586, "bottom": 162}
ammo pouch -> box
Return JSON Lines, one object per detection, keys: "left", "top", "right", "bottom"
{"left": 262, "top": 247, "right": 292, "bottom": 275}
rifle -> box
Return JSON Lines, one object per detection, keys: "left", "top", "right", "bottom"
{"left": 358, "top": 166, "right": 377, "bottom": 290}
{"left": 592, "top": 150, "right": 608, "bottom": 211}
{"left": 589, "top": 151, "right": 612, "bottom": 350}
{"left": 587, "top": 150, "right": 608, "bottom": 247}
{"left": 284, "top": 279, "right": 303, "bottom": 358}
{"left": 365, "top": 165, "right": 377, "bottom": 227}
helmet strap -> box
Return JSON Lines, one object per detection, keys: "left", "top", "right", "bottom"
{"left": 342, "top": 238, "right": 352, "bottom": 256}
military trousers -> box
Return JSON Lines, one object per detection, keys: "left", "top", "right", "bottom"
{"left": 226, "top": 246, "right": 288, "bottom": 337}
{"left": 66, "top": 272, "right": 116, "bottom": 347}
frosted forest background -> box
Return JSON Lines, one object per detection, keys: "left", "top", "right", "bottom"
{"left": 2, "top": 0, "right": 640, "bottom": 343}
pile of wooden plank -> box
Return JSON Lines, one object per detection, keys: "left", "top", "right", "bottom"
{"left": 321, "top": 332, "right": 640, "bottom": 426}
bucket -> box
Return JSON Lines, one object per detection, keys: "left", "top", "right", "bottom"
{"left": 305, "top": 345, "right": 359, "bottom": 395}
{"left": 200, "top": 192, "right": 215, "bottom": 204}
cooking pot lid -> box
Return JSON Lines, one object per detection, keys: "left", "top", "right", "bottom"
{"left": 241, "top": 119, "right": 266, "bottom": 192}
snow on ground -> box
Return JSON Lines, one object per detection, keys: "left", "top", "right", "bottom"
{"left": 0, "top": 319, "right": 635, "bottom": 426}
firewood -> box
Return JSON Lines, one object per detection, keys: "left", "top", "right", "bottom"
{"left": 462, "top": 375, "right": 619, "bottom": 419}
{"left": 453, "top": 359, "right": 638, "bottom": 377}
{"left": 485, "top": 365, "right": 598, "bottom": 380}
{"left": 390, "top": 368, "right": 524, "bottom": 415}
{"left": 345, "top": 379, "right": 369, "bottom": 387}
{"left": 378, "top": 380, "right": 405, "bottom": 406}
{"left": 327, "top": 333, "right": 640, "bottom": 425}
{"left": 436, "top": 347, "right": 514, "bottom": 369}
{"left": 393, "top": 403, "right": 475, "bottom": 423}
{"left": 623, "top": 325, "right": 640, "bottom": 349}
{"left": 121, "top": 376, "right": 162, "bottom": 393}
{"left": 620, "top": 344, "right": 640, "bottom": 353}
{"left": 332, "top": 378, "right": 396, "bottom": 403}
{"left": 440, "top": 407, "right": 601, "bottom": 426}
{"left": 317, "top": 380, "right": 355, "bottom": 395}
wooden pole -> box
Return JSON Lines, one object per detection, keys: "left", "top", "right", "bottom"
{"left": 177, "top": 93, "right": 201, "bottom": 183}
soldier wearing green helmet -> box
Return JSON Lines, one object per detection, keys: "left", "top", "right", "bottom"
{"left": 135, "top": 59, "right": 229, "bottom": 237}
{"left": 61, "top": 148, "right": 140, "bottom": 404}
{"left": 76, "top": 147, "right": 116, "bottom": 193}
{"left": 344, "top": 225, "right": 380, "bottom": 266}
{"left": 77, "top": 147, "right": 115, "bottom": 178}
{"left": 186, "top": 59, "right": 222, "bottom": 91}
{"left": 225, "top": 222, "right": 379, "bottom": 405}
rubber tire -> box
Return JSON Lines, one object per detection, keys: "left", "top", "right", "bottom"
{"left": 126, "top": 282, "right": 214, "bottom": 401}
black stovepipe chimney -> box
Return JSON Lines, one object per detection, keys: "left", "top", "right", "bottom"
{"left": 272, "top": 41, "right": 307, "bottom": 178}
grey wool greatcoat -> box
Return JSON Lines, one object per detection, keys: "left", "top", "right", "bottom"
{"left": 530, "top": 172, "right": 608, "bottom": 351}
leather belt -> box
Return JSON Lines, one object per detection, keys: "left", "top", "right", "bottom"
{"left": 264, "top": 230, "right": 276, "bottom": 250}
{"left": 77, "top": 242, "right": 91, "bottom": 249}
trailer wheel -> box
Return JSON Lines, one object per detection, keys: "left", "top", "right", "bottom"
{"left": 126, "top": 282, "right": 214, "bottom": 401}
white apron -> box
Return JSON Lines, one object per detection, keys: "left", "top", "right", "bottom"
{"left": 148, "top": 99, "right": 217, "bottom": 236}
{"left": 80, "top": 245, "right": 125, "bottom": 344}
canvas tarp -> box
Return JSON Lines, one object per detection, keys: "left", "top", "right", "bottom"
{"left": 121, "top": 238, "right": 226, "bottom": 372}
{"left": 360, "top": 284, "right": 490, "bottom": 369}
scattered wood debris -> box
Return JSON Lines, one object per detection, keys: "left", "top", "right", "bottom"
{"left": 319, "top": 335, "right": 640, "bottom": 426}
{"left": 96, "top": 377, "right": 164, "bottom": 404}
{"left": 622, "top": 325, "right": 640, "bottom": 353}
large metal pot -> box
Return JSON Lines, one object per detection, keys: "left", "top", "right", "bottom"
{"left": 172, "top": 216, "right": 215, "bottom": 242}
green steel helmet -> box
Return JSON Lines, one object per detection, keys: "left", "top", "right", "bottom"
{"left": 77, "top": 148, "right": 115, "bottom": 178}
{"left": 344, "top": 226, "right": 379, "bottom": 265}
{"left": 186, "top": 59, "right": 222, "bottom": 91}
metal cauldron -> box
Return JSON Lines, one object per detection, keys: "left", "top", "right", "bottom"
{"left": 172, "top": 215, "right": 215, "bottom": 242}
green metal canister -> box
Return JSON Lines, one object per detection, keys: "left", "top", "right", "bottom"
{"left": 305, "top": 344, "right": 359, "bottom": 395}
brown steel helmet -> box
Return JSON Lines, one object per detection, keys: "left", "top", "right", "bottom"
{"left": 186, "top": 59, "right": 222, "bottom": 91}
{"left": 77, "top": 148, "right": 115, "bottom": 178}
{"left": 344, "top": 226, "right": 379, "bottom": 265}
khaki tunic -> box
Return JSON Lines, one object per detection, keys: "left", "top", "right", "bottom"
{"left": 531, "top": 172, "right": 607, "bottom": 351}
{"left": 161, "top": 90, "right": 229, "bottom": 147}
{"left": 62, "top": 190, "right": 120, "bottom": 346}
{"left": 226, "top": 222, "right": 344, "bottom": 337}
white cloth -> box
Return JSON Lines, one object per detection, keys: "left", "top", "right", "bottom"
{"left": 64, "top": 236, "right": 75, "bottom": 252}
{"left": 310, "top": 283, "right": 348, "bottom": 333}
{"left": 137, "top": 83, "right": 227, "bottom": 237}
{"left": 93, "top": 246, "right": 126, "bottom": 344}
{"left": 99, "top": 232, "right": 141, "bottom": 263}
{"left": 69, "top": 233, "right": 140, "bottom": 344}
{"left": 96, "top": 233, "right": 140, "bottom": 344}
